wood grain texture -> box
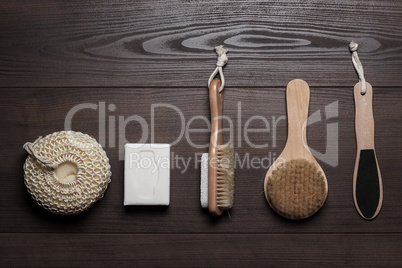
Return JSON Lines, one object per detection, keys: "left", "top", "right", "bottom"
{"left": 1, "top": 0, "right": 402, "bottom": 87}
{"left": 1, "top": 233, "right": 401, "bottom": 267}
{"left": 0, "top": 86, "right": 401, "bottom": 234}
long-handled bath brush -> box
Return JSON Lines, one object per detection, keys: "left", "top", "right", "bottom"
{"left": 349, "top": 42, "right": 383, "bottom": 220}
{"left": 200, "top": 46, "right": 234, "bottom": 216}
{"left": 201, "top": 79, "right": 234, "bottom": 216}
{"left": 264, "top": 79, "right": 328, "bottom": 220}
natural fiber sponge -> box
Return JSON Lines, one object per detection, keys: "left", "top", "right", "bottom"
{"left": 23, "top": 131, "right": 112, "bottom": 215}
{"left": 266, "top": 159, "right": 327, "bottom": 220}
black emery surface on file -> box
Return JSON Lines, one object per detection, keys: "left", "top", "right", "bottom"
{"left": 356, "top": 149, "right": 380, "bottom": 219}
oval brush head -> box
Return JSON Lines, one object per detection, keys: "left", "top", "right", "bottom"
{"left": 266, "top": 159, "right": 327, "bottom": 219}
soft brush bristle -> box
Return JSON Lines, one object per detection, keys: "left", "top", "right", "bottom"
{"left": 216, "top": 144, "right": 234, "bottom": 209}
{"left": 266, "top": 159, "right": 327, "bottom": 219}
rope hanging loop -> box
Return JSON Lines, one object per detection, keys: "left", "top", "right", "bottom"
{"left": 208, "top": 45, "right": 228, "bottom": 92}
{"left": 23, "top": 136, "right": 58, "bottom": 169}
{"left": 349, "top": 41, "right": 367, "bottom": 94}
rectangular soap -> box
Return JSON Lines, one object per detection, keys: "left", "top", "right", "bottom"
{"left": 124, "top": 143, "right": 170, "bottom": 206}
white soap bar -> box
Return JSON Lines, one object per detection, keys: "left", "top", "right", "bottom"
{"left": 124, "top": 143, "right": 170, "bottom": 206}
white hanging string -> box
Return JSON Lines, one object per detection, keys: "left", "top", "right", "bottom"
{"left": 349, "top": 41, "right": 367, "bottom": 94}
{"left": 208, "top": 45, "right": 228, "bottom": 92}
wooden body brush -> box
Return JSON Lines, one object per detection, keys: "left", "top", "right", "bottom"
{"left": 353, "top": 82, "right": 383, "bottom": 220}
{"left": 264, "top": 79, "right": 328, "bottom": 220}
{"left": 207, "top": 79, "right": 234, "bottom": 216}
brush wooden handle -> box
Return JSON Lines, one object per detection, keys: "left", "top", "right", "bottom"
{"left": 265, "top": 79, "right": 314, "bottom": 192}
{"left": 353, "top": 82, "right": 383, "bottom": 220}
{"left": 208, "top": 79, "right": 223, "bottom": 216}
{"left": 209, "top": 79, "right": 224, "bottom": 149}
{"left": 283, "top": 79, "right": 311, "bottom": 159}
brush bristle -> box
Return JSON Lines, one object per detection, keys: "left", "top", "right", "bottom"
{"left": 266, "top": 159, "right": 327, "bottom": 219}
{"left": 216, "top": 144, "right": 234, "bottom": 209}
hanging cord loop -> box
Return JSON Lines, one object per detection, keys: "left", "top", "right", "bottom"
{"left": 349, "top": 41, "right": 367, "bottom": 94}
{"left": 23, "top": 137, "right": 58, "bottom": 169}
{"left": 208, "top": 45, "right": 228, "bottom": 92}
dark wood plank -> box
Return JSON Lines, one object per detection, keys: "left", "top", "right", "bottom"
{"left": 1, "top": 233, "right": 401, "bottom": 267}
{"left": 0, "top": 86, "right": 401, "bottom": 233}
{"left": 1, "top": 0, "right": 402, "bottom": 87}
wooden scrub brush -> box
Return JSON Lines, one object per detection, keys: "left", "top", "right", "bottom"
{"left": 201, "top": 79, "right": 234, "bottom": 216}
{"left": 200, "top": 46, "right": 234, "bottom": 216}
{"left": 264, "top": 79, "right": 328, "bottom": 220}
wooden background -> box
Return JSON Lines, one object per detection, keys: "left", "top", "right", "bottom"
{"left": 1, "top": 0, "right": 401, "bottom": 266}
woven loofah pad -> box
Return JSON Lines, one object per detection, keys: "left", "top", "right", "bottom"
{"left": 266, "top": 159, "right": 327, "bottom": 220}
{"left": 23, "top": 131, "right": 111, "bottom": 215}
